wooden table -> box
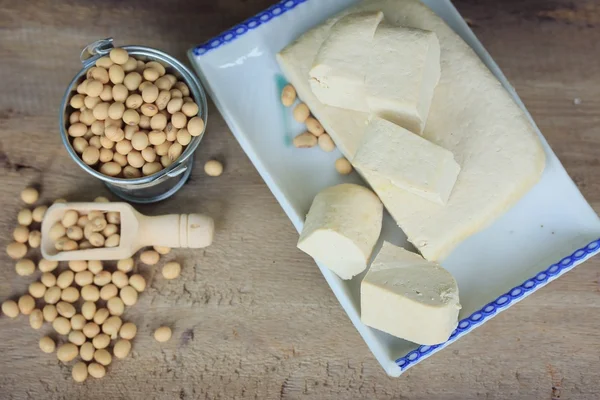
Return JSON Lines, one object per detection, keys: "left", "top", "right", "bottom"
{"left": 1, "top": 0, "right": 599, "bottom": 398}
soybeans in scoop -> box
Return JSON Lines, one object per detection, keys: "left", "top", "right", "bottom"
{"left": 41, "top": 202, "right": 214, "bottom": 261}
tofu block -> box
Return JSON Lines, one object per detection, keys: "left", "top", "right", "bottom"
{"left": 361, "top": 242, "right": 460, "bottom": 345}
{"left": 365, "top": 24, "right": 441, "bottom": 134}
{"left": 277, "top": 0, "right": 546, "bottom": 261}
{"left": 353, "top": 116, "right": 460, "bottom": 205}
{"left": 297, "top": 184, "right": 383, "bottom": 280}
{"left": 309, "top": 11, "right": 383, "bottom": 112}
{"left": 309, "top": 13, "right": 440, "bottom": 135}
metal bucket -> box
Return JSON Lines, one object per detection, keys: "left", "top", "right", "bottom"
{"left": 59, "top": 38, "right": 208, "bottom": 203}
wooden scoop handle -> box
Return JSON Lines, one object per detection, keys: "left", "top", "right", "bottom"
{"left": 138, "top": 213, "right": 214, "bottom": 249}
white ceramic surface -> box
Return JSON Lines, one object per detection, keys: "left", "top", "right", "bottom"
{"left": 189, "top": 0, "right": 600, "bottom": 376}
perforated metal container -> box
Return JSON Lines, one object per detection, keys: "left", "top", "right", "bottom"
{"left": 59, "top": 38, "right": 208, "bottom": 203}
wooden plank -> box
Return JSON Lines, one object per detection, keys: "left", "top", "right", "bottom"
{"left": 0, "top": 0, "right": 599, "bottom": 398}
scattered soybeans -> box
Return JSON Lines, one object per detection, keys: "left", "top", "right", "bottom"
{"left": 154, "top": 326, "right": 172, "bottom": 342}
{"left": 1, "top": 300, "right": 19, "bottom": 318}
{"left": 113, "top": 339, "right": 132, "bottom": 359}
{"left": 3, "top": 191, "right": 196, "bottom": 382}
{"left": 20, "top": 187, "right": 39, "bottom": 204}
{"left": 204, "top": 160, "right": 223, "bottom": 177}
{"left": 15, "top": 259, "right": 35, "bottom": 276}
{"left": 335, "top": 157, "right": 353, "bottom": 175}
{"left": 293, "top": 103, "right": 310, "bottom": 123}
{"left": 281, "top": 84, "right": 296, "bottom": 107}
{"left": 140, "top": 250, "right": 160, "bottom": 265}
{"left": 282, "top": 83, "right": 339, "bottom": 166}
{"left": 39, "top": 337, "right": 56, "bottom": 354}
{"left": 318, "top": 134, "right": 336, "bottom": 152}
{"left": 162, "top": 261, "right": 181, "bottom": 280}
{"left": 72, "top": 362, "right": 88, "bottom": 383}
{"left": 6, "top": 242, "right": 27, "bottom": 260}
{"left": 88, "top": 363, "right": 106, "bottom": 379}
{"left": 293, "top": 132, "right": 317, "bottom": 149}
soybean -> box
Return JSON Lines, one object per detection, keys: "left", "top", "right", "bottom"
{"left": 32, "top": 205, "right": 48, "bottom": 222}
{"left": 154, "top": 326, "right": 172, "bottom": 342}
{"left": 120, "top": 322, "right": 137, "bottom": 340}
{"left": 306, "top": 117, "right": 325, "bottom": 136}
{"left": 71, "top": 314, "right": 87, "bottom": 330}
{"left": 57, "top": 343, "right": 79, "bottom": 363}
{"left": 113, "top": 339, "right": 132, "bottom": 359}
{"left": 335, "top": 157, "right": 353, "bottom": 175}
{"left": 53, "top": 317, "right": 72, "bottom": 335}
{"left": 82, "top": 301, "right": 97, "bottom": 320}
{"left": 21, "top": 187, "right": 39, "bottom": 204}
{"left": 281, "top": 84, "right": 296, "bottom": 107}
{"left": 318, "top": 133, "right": 335, "bottom": 152}
{"left": 88, "top": 363, "right": 106, "bottom": 379}
{"left": 29, "top": 282, "right": 47, "bottom": 298}
{"left": 204, "top": 160, "right": 223, "bottom": 177}
{"left": 39, "top": 336, "right": 56, "bottom": 353}
{"left": 15, "top": 259, "right": 35, "bottom": 276}
{"left": 2, "top": 300, "right": 19, "bottom": 318}
{"left": 80, "top": 342, "right": 95, "bottom": 361}
{"left": 43, "top": 304, "right": 58, "bottom": 322}
{"left": 293, "top": 103, "right": 310, "bottom": 122}
{"left": 120, "top": 286, "right": 138, "bottom": 306}
{"left": 29, "top": 309, "right": 44, "bottom": 329}
{"left": 128, "top": 274, "right": 146, "bottom": 292}
{"left": 28, "top": 230, "right": 41, "bottom": 248}
{"left": 293, "top": 132, "right": 317, "bottom": 148}
{"left": 72, "top": 361, "right": 88, "bottom": 383}
{"left": 162, "top": 261, "right": 181, "bottom": 280}
{"left": 17, "top": 209, "right": 33, "bottom": 226}
{"left": 187, "top": 116, "right": 204, "bottom": 136}
{"left": 7, "top": 242, "right": 27, "bottom": 259}
{"left": 18, "top": 295, "right": 35, "bottom": 315}
{"left": 44, "top": 287, "right": 62, "bottom": 304}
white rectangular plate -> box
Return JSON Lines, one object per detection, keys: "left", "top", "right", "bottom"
{"left": 189, "top": 0, "right": 600, "bottom": 376}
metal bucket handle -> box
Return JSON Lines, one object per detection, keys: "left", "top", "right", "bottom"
{"left": 80, "top": 38, "right": 114, "bottom": 68}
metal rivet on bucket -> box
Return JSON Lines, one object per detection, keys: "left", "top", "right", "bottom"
{"left": 60, "top": 38, "right": 208, "bottom": 204}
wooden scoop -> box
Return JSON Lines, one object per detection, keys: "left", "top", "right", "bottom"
{"left": 41, "top": 202, "right": 214, "bottom": 261}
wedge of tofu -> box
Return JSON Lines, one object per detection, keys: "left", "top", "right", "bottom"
{"left": 276, "top": 0, "right": 546, "bottom": 261}
{"left": 297, "top": 184, "right": 383, "bottom": 280}
{"left": 365, "top": 24, "right": 440, "bottom": 134}
{"left": 361, "top": 242, "right": 460, "bottom": 345}
{"left": 309, "top": 11, "right": 383, "bottom": 112}
{"left": 309, "top": 14, "right": 440, "bottom": 135}
{"left": 353, "top": 116, "right": 460, "bottom": 205}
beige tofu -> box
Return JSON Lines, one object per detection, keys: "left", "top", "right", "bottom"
{"left": 361, "top": 242, "right": 460, "bottom": 345}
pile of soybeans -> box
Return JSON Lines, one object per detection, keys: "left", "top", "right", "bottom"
{"left": 2, "top": 187, "right": 183, "bottom": 382}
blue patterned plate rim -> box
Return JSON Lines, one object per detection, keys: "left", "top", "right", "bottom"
{"left": 395, "top": 237, "right": 600, "bottom": 371}
{"left": 192, "top": 0, "right": 308, "bottom": 56}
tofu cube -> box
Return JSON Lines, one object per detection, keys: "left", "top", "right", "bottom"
{"left": 297, "top": 184, "right": 383, "bottom": 280}
{"left": 361, "top": 242, "right": 460, "bottom": 345}
{"left": 353, "top": 116, "right": 460, "bottom": 205}
{"left": 365, "top": 24, "right": 441, "bottom": 134}
{"left": 309, "top": 11, "right": 384, "bottom": 112}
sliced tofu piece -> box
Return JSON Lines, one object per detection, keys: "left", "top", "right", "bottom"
{"left": 297, "top": 184, "right": 383, "bottom": 280}
{"left": 365, "top": 24, "right": 440, "bottom": 134}
{"left": 276, "top": 0, "right": 546, "bottom": 261}
{"left": 361, "top": 242, "right": 460, "bottom": 345}
{"left": 353, "top": 116, "right": 460, "bottom": 205}
{"left": 309, "top": 11, "right": 383, "bottom": 112}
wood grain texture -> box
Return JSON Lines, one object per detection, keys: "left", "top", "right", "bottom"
{"left": 1, "top": 0, "right": 599, "bottom": 399}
